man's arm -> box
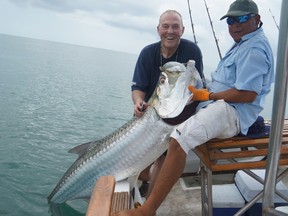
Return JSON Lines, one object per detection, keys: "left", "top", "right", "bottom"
{"left": 189, "top": 86, "right": 257, "bottom": 103}
{"left": 209, "top": 88, "right": 257, "bottom": 103}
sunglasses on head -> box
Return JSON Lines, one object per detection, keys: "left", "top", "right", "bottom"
{"left": 226, "top": 14, "right": 256, "bottom": 25}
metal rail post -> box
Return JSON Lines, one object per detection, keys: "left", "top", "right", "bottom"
{"left": 263, "top": 0, "right": 288, "bottom": 215}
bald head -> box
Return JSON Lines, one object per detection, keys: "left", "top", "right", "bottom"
{"left": 158, "top": 10, "right": 184, "bottom": 28}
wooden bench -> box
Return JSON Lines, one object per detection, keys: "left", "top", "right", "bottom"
{"left": 193, "top": 120, "right": 288, "bottom": 216}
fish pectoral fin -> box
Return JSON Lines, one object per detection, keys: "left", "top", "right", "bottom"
{"left": 127, "top": 174, "right": 140, "bottom": 189}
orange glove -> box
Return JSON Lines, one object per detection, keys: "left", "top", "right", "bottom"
{"left": 188, "top": 85, "right": 211, "bottom": 101}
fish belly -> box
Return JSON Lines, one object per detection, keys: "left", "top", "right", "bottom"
{"left": 49, "top": 107, "right": 174, "bottom": 203}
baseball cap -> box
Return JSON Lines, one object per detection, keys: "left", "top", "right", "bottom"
{"left": 220, "top": 0, "right": 258, "bottom": 20}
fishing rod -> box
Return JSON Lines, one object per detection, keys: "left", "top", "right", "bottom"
{"left": 187, "top": 0, "right": 198, "bottom": 44}
{"left": 269, "top": 8, "right": 280, "bottom": 31}
{"left": 203, "top": 0, "right": 222, "bottom": 59}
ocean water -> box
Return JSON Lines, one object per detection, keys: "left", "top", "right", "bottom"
{"left": 0, "top": 34, "right": 136, "bottom": 216}
{"left": 0, "top": 33, "right": 286, "bottom": 216}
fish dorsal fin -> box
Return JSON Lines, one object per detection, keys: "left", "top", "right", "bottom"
{"left": 68, "top": 142, "right": 92, "bottom": 156}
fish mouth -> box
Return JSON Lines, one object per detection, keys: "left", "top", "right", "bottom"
{"left": 150, "top": 60, "right": 202, "bottom": 119}
{"left": 155, "top": 85, "right": 192, "bottom": 119}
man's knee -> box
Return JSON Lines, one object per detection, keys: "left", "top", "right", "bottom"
{"left": 168, "top": 138, "right": 186, "bottom": 157}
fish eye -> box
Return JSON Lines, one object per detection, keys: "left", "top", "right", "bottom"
{"left": 159, "top": 74, "right": 166, "bottom": 84}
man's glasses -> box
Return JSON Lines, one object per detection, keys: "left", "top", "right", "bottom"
{"left": 226, "top": 14, "right": 256, "bottom": 25}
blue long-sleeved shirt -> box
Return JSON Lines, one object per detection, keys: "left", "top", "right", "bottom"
{"left": 202, "top": 27, "right": 274, "bottom": 134}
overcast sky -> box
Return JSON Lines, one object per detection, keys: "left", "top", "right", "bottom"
{"left": 0, "top": 0, "right": 282, "bottom": 69}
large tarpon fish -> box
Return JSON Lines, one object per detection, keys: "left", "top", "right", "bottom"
{"left": 48, "top": 60, "right": 202, "bottom": 203}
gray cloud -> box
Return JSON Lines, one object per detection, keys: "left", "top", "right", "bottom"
{"left": 10, "top": 0, "right": 157, "bottom": 16}
{"left": 5, "top": 0, "right": 281, "bottom": 66}
{"left": 9, "top": 0, "right": 159, "bottom": 35}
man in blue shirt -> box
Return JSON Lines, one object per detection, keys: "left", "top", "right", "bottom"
{"left": 113, "top": 0, "right": 274, "bottom": 215}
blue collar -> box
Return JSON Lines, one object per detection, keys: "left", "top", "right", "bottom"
{"left": 240, "top": 27, "right": 263, "bottom": 43}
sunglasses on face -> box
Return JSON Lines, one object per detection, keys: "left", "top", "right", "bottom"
{"left": 226, "top": 14, "right": 256, "bottom": 25}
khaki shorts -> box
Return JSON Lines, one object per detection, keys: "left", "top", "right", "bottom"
{"left": 170, "top": 100, "right": 240, "bottom": 154}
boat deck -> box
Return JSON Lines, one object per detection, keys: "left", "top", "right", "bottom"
{"left": 86, "top": 120, "right": 288, "bottom": 216}
{"left": 156, "top": 178, "right": 202, "bottom": 216}
{"left": 156, "top": 167, "right": 288, "bottom": 216}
